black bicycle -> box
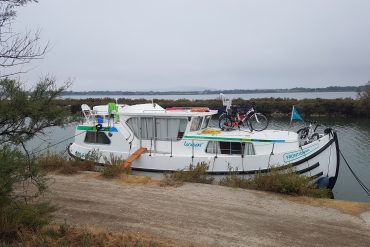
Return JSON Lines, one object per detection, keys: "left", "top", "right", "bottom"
{"left": 297, "top": 121, "right": 320, "bottom": 144}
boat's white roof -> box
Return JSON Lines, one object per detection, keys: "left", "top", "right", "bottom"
{"left": 93, "top": 103, "right": 217, "bottom": 117}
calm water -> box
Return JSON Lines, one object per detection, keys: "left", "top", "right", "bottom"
{"left": 62, "top": 91, "right": 358, "bottom": 100}
{"left": 30, "top": 116, "right": 370, "bottom": 203}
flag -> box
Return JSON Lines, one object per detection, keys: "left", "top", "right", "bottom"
{"left": 290, "top": 106, "right": 304, "bottom": 124}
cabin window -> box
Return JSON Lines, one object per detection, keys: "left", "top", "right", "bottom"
{"left": 126, "top": 117, "right": 187, "bottom": 140}
{"left": 155, "top": 118, "right": 187, "bottom": 140}
{"left": 201, "top": 116, "right": 211, "bottom": 129}
{"left": 84, "top": 131, "right": 111, "bottom": 144}
{"left": 190, "top": 116, "right": 203, "bottom": 131}
{"left": 126, "top": 117, "right": 154, "bottom": 139}
{"left": 205, "top": 141, "right": 255, "bottom": 155}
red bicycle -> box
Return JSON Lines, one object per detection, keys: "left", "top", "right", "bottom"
{"left": 218, "top": 94, "right": 268, "bottom": 131}
{"left": 219, "top": 106, "right": 268, "bottom": 131}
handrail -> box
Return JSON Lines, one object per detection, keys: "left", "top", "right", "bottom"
{"left": 119, "top": 122, "right": 132, "bottom": 141}
{"left": 142, "top": 109, "right": 166, "bottom": 112}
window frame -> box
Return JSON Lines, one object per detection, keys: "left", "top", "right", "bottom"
{"left": 205, "top": 141, "right": 255, "bottom": 155}
{"left": 201, "top": 115, "right": 211, "bottom": 129}
{"left": 190, "top": 116, "right": 203, "bottom": 132}
{"left": 126, "top": 117, "right": 188, "bottom": 141}
{"left": 84, "top": 131, "right": 111, "bottom": 145}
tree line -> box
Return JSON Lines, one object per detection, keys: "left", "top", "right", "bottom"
{"left": 61, "top": 90, "right": 370, "bottom": 118}
{"left": 63, "top": 85, "right": 365, "bottom": 96}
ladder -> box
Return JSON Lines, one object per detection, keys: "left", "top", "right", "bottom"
{"left": 122, "top": 147, "right": 147, "bottom": 168}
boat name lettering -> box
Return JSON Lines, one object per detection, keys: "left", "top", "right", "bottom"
{"left": 183, "top": 141, "right": 203, "bottom": 148}
{"left": 283, "top": 143, "right": 319, "bottom": 163}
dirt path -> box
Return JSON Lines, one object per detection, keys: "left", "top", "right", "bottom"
{"left": 47, "top": 173, "right": 370, "bottom": 247}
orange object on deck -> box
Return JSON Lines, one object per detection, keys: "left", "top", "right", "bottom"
{"left": 166, "top": 107, "right": 185, "bottom": 110}
{"left": 190, "top": 107, "right": 209, "bottom": 112}
{"left": 122, "top": 147, "right": 147, "bottom": 168}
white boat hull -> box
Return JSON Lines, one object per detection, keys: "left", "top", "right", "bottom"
{"left": 68, "top": 129, "right": 339, "bottom": 189}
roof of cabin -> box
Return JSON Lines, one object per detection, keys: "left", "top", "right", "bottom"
{"left": 93, "top": 103, "right": 218, "bottom": 117}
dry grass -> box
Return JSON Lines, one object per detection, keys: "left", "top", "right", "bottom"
{"left": 100, "top": 153, "right": 132, "bottom": 178}
{"left": 100, "top": 164, "right": 126, "bottom": 178}
{"left": 287, "top": 196, "right": 370, "bottom": 216}
{"left": 81, "top": 171, "right": 161, "bottom": 186}
{"left": 118, "top": 174, "right": 159, "bottom": 185}
{"left": 159, "top": 163, "right": 331, "bottom": 198}
{"left": 219, "top": 166, "right": 332, "bottom": 198}
{"left": 160, "top": 162, "right": 214, "bottom": 187}
{"left": 0, "top": 202, "right": 57, "bottom": 243}
{"left": 1, "top": 224, "right": 197, "bottom": 247}
{"left": 37, "top": 152, "right": 95, "bottom": 174}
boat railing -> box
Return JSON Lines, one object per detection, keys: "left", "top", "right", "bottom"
{"left": 146, "top": 136, "right": 257, "bottom": 158}
{"left": 142, "top": 109, "right": 166, "bottom": 113}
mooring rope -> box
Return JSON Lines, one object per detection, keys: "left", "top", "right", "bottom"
{"left": 339, "top": 149, "right": 370, "bottom": 197}
{"left": 30, "top": 131, "right": 87, "bottom": 156}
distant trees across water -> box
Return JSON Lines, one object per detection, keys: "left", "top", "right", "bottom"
{"left": 62, "top": 85, "right": 365, "bottom": 96}
{"left": 60, "top": 95, "right": 370, "bottom": 118}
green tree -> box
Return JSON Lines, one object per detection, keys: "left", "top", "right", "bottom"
{"left": 0, "top": 0, "right": 70, "bottom": 240}
{"left": 0, "top": 78, "right": 69, "bottom": 238}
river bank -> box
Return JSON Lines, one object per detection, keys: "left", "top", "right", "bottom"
{"left": 47, "top": 172, "right": 370, "bottom": 247}
{"left": 59, "top": 97, "right": 370, "bottom": 117}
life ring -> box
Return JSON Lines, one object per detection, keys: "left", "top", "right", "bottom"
{"left": 191, "top": 107, "right": 209, "bottom": 112}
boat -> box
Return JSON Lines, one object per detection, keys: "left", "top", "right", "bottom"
{"left": 68, "top": 101, "right": 340, "bottom": 189}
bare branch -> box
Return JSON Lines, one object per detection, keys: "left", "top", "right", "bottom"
{"left": 0, "top": 0, "right": 47, "bottom": 77}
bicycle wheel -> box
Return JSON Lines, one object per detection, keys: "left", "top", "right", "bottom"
{"left": 249, "top": 113, "right": 268, "bottom": 131}
{"left": 219, "top": 115, "right": 233, "bottom": 130}
{"left": 310, "top": 133, "right": 320, "bottom": 141}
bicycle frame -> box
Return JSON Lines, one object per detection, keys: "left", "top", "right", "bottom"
{"left": 227, "top": 107, "right": 256, "bottom": 128}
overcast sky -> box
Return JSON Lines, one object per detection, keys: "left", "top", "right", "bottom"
{"left": 13, "top": 0, "right": 370, "bottom": 91}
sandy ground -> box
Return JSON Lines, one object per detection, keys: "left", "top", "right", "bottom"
{"left": 46, "top": 173, "right": 370, "bottom": 247}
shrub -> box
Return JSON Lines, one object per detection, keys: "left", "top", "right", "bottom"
{"left": 219, "top": 165, "right": 332, "bottom": 198}
{"left": 0, "top": 202, "right": 57, "bottom": 242}
{"left": 161, "top": 162, "right": 214, "bottom": 186}
{"left": 101, "top": 164, "right": 126, "bottom": 178}
{"left": 100, "top": 154, "right": 128, "bottom": 178}
{"left": 7, "top": 224, "right": 165, "bottom": 247}
{"left": 37, "top": 152, "right": 95, "bottom": 174}
{"left": 218, "top": 166, "right": 252, "bottom": 189}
